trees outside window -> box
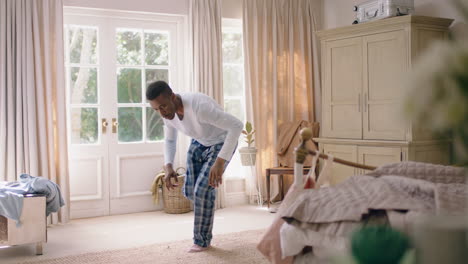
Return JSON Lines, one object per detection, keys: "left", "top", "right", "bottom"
{"left": 65, "top": 26, "right": 170, "bottom": 145}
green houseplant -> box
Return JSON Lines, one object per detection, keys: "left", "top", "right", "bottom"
{"left": 402, "top": 2, "right": 468, "bottom": 264}
{"left": 404, "top": 19, "right": 468, "bottom": 165}
{"left": 239, "top": 121, "right": 257, "bottom": 166}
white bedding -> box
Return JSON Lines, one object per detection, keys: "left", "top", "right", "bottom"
{"left": 279, "top": 222, "right": 347, "bottom": 259}
{"left": 278, "top": 162, "right": 467, "bottom": 262}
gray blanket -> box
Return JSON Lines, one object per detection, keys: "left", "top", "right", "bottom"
{"left": 281, "top": 162, "right": 467, "bottom": 234}
{"left": 0, "top": 174, "right": 65, "bottom": 223}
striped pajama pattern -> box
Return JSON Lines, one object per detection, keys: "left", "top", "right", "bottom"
{"left": 183, "top": 139, "right": 229, "bottom": 247}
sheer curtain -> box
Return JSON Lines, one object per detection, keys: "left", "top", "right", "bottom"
{"left": 242, "top": 0, "right": 321, "bottom": 203}
{"left": 0, "top": 0, "right": 70, "bottom": 224}
{"left": 189, "top": 0, "right": 227, "bottom": 209}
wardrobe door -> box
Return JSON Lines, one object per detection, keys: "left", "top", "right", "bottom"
{"left": 409, "top": 143, "right": 451, "bottom": 165}
{"left": 322, "top": 37, "right": 363, "bottom": 139}
{"left": 362, "top": 30, "right": 408, "bottom": 140}
{"left": 357, "top": 146, "right": 402, "bottom": 174}
{"left": 322, "top": 144, "right": 357, "bottom": 185}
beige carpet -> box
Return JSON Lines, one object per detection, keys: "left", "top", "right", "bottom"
{"left": 21, "top": 229, "right": 268, "bottom": 264}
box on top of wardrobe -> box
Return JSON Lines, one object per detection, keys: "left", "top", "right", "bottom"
{"left": 316, "top": 15, "right": 454, "bottom": 41}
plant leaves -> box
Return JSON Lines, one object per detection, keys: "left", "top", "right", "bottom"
{"left": 245, "top": 121, "right": 252, "bottom": 133}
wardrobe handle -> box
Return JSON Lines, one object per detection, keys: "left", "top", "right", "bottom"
{"left": 358, "top": 93, "right": 361, "bottom": 112}
{"left": 364, "top": 93, "right": 368, "bottom": 112}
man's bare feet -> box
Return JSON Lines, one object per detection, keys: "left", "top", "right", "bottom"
{"left": 187, "top": 244, "right": 211, "bottom": 253}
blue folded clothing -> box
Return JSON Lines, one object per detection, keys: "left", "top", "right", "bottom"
{"left": 0, "top": 174, "right": 65, "bottom": 224}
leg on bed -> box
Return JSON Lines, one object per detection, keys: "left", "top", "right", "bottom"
{"left": 36, "top": 242, "right": 43, "bottom": 255}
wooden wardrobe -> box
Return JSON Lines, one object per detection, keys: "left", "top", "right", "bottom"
{"left": 315, "top": 15, "right": 454, "bottom": 184}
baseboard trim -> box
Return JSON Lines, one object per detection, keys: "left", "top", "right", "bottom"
{"left": 226, "top": 192, "right": 248, "bottom": 207}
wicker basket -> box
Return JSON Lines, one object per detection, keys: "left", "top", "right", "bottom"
{"left": 162, "top": 168, "right": 192, "bottom": 214}
{"left": 0, "top": 216, "right": 7, "bottom": 243}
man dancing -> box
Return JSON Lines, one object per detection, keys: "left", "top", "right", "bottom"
{"left": 146, "top": 81, "right": 243, "bottom": 252}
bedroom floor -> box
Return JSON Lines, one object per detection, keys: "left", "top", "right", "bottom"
{"left": 0, "top": 205, "right": 275, "bottom": 264}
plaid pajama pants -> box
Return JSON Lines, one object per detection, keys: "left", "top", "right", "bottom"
{"left": 183, "top": 139, "right": 231, "bottom": 247}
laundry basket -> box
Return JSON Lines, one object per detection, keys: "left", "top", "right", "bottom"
{"left": 162, "top": 168, "right": 192, "bottom": 214}
{"left": 0, "top": 216, "right": 7, "bottom": 243}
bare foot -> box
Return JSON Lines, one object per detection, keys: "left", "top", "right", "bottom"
{"left": 187, "top": 244, "right": 211, "bottom": 253}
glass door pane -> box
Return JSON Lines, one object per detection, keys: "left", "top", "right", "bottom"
{"left": 70, "top": 108, "right": 99, "bottom": 144}
{"left": 144, "top": 32, "right": 169, "bottom": 66}
{"left": 70, "top": 67, "right": 98, "bottom": 104}
{"left": 146, "top": 107, "right": 164, "bottom": 141}
{"left": 66, "top": 25, "right": 100, "bottom": 145}
{"left": 115, "top": 28, "right": 170, "bottom": 143}
{"left": 116, "top": 29, "right": 141, "bottom": 65}
{"left": 68, "top": 26, "right": 98, "bottom": 64}
{"left": 118, "top": 107, "right": 143, "bottom": 142}
{"left": 117, "top": 68, "right": 142, "bottom": 103}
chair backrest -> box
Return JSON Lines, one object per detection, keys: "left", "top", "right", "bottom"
{"left": 277, "top": 120, "right": 319, "bottom": 167}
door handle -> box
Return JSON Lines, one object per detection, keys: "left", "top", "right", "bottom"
{"left": 102, "top": 118, "right": 108, "bottom": 133}
{"left": 112, "top": 118, "right": 119, "bottom": 134}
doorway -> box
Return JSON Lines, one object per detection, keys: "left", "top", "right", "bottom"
{"left": 64, "top": 8, "right": 186, "bottom": 218}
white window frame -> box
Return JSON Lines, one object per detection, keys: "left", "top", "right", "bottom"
{"left": 222, "top": 18, "right": 246, "bottom": 123}
{"left": 222, "top": 18, "right": 248, "bottom": 180}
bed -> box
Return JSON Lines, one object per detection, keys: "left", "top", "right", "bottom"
{"left": 257, "top": 128, "right": 467, "bottom": 263}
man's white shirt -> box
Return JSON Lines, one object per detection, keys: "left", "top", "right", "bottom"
{"left": 163, "top": 92, "right": 243, "bottom": 165}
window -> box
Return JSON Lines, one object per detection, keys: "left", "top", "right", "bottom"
{"left": 64, "top": 11, "right": 179, "bottom": 147}
{"left": 65, "top": 25, "right": 100, "bottom": 144}
{"left": 222, "top": 19, "right": 247, "bottom": 179}
{"left": 115, "top": 28, "right": 169, "bottom": 143}
{"left": 222, "top": 19, "right": 245, "bottom": 123}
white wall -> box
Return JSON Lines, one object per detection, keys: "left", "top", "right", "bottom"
{"left": 64, "top": 0, "right": 242, "bottom": 18}
{"left": 64, "top": 0, "right": 189, "bottom": 14}
{"left": 222, "top": 0, "right": 242, "bottom": 19}
{"left": 323, "top": 0, "right": 467, "bottom": 35}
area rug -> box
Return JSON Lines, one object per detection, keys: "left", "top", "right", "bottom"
{"left": 21, "top": 229, "right": 268, "bottom": 264}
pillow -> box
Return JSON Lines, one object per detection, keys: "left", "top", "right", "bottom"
{"left": 257, "top": 184, "right": 306, "bottom": 263}
{"left": 366, "top": 161, "right": 466, "bottom": 184}
{"left": 257, "top": 217, "right": 293, "bottom": 264}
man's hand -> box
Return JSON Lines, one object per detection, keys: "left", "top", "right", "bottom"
{"left": 164, "top": 164, "right": 179, "bottom": 190}
{"left": 209, "top": 158, "right": 225, "bottom": 188}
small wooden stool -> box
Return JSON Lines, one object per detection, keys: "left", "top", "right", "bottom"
{"left": 266, "top": 167, "right": 311, "bottom": 208}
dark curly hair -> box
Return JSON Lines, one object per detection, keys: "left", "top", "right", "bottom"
{"left": 146, "top": 81, "right": 173, "bottom": 100}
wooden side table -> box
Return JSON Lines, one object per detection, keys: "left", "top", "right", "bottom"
{"left": 266, "top": 167, "right": 311, "bottom": 208}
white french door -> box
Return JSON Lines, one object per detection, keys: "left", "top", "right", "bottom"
{"left": 64, "top": 8, "right": 187, "bottom": 219}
